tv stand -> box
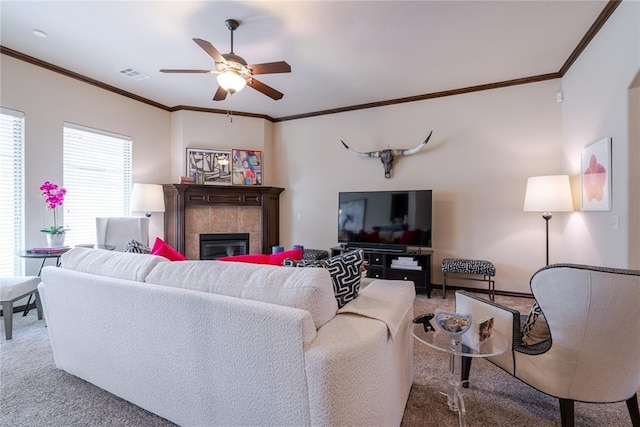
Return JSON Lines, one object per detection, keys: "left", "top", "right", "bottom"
{"left": 331, "top": 246, "right": 433, "bottom": 297}
{"left": 344, "top": 243, "right": 407, "bottom": 253}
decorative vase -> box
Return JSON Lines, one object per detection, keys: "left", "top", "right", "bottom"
{"left": 47, "top": 233, "right": 66, "bottom": 247}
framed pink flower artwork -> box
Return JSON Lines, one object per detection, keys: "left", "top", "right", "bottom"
{"left": 580, "top": 137, "right": 611, "bottom": 211}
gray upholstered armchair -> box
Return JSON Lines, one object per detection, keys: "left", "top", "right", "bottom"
{"left": 455, "top": 264, "right": 640, "bottom": 427}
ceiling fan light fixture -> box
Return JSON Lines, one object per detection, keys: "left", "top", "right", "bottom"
{"left": 217, "top": 69, "right": 246, "bottom": 93}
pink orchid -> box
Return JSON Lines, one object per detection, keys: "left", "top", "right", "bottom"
{"left": 40, "top": 181, "right": 67, "bottom": 234}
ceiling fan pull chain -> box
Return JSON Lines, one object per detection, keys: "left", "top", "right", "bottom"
{"left": 227, "top": 95, "right": 233, "bottom": 123}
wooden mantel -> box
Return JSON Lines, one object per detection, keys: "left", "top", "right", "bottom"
{"left": 163, "top": 184, "right": 284, "bottom": 255}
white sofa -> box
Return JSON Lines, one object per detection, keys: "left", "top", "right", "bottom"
{"left": 39, "top": 247, "right": 415, "bottom": 427}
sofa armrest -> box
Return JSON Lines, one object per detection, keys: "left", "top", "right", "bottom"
{"left": 337, "top": 279, "right": 415, "bottom": 340}
{"left": 305, "top": 280, "right": 415, "bottom": 427}
{"left": 454, "top": 290, "right": 521, "bottom": 374}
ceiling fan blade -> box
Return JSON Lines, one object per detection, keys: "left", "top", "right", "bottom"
{"left": 247, "top": 61, "right": 291, "bottom": 75}
{"left": 248, "top": 78, "right": 284, "bottom": 100}
{"left": 213, "top": 86, "right": 228, "bottom": 101}
{"left": 193, "top": 38, "right": 227, "bottom": 64}
{"left": 160, "top": 69, "right": 214, "bottom": 73}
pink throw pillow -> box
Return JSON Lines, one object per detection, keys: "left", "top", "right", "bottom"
{"left": 266, "top": 248, "right": 303, "bottom": 266}
{"left": 218, "top": 254, "right": 269, "bottom": 264}
{"left": 218, "top": 248, "right": 303, "bottom": 266}
{"left": 150, "top": 238, "right": 187, "bottom": 261}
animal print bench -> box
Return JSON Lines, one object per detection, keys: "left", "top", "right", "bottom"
{"left": 441, "top": 258, "right": 496, "bottom": 301}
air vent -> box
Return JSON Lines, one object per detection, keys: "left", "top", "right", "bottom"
{"left": 117, "top": 67, "right": 149, "bottom": 81}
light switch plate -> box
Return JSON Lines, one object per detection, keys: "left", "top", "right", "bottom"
{"left": 610, "top": 216, "right": 619, "bottom": 230}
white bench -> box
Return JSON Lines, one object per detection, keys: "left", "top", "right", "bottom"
{"left": 1, "top": 277, "right": 43, "bottom": 339}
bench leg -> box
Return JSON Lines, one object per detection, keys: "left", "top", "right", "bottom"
{"left": 2, "top": 301, "right": 13, "bottom": 340}
{"left": 488, "top": 276, "right": 495, "bottom": 301}
{"left": 442, "top": 275, "right": 447, "bottom": 299}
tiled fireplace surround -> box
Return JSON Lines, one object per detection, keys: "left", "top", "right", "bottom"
{"left": 185, "top": 205, "right": 262, "bottom": 260}
{"left": 163, "top": 184, "right": 284, "bottom": 260}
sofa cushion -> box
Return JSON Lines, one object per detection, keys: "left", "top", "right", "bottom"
{"left": 218, "top": 248, "right": 303, "bottom": 266}
{"left": 151, "top": 238, "right": 187, "bottom": 261}
{"left": 61, "top": 247, "right": 169, "bottom": 282}
{"left": 145, "top": 260, "right": 338, "bottom": 329}
{"left": 283, "top": 250, "right": 364, "bottom": 308}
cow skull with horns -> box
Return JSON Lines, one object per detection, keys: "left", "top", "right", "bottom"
{"left": 340, "top": 131, "right": 433, "bottom": 179}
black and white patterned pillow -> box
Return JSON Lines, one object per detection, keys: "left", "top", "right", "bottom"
{"left": 521, "top": 301, "right": 541, "bottom": 336}
{"left": 124, "top": 239, "right": 150, "bottom": 254}
{"left": 284, "top": 250, "right": 364, "bottom": 308}
{"left": 521, "top": 301, "right": 550, "bottom": 345}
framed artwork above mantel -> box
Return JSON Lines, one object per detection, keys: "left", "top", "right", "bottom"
{"left": 186, "top": 148, "right": 232, "bottom": 185}
{"left": 232, "top": 149, "right": 262, "bottom": 186}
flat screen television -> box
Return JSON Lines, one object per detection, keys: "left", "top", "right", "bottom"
{"left": 338, "top": 190, "right": 432, "bottom": 250}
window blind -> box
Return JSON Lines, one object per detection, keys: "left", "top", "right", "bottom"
{"left": 0, "top": 108, "right": 25, "bottom": 276}
{"left": 63, "top": 123, "right": 132, "bottom": 246}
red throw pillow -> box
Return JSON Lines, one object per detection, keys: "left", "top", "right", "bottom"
{"left": 150, "top": 238, "right": 187, "bottom": 261}
{"left": 218, "top": 254, "right": 269, "bottom": 264}
{"left": 218, "top": 248, "right": 303, "bottom": 266}
{"left": 266, "top": 248, "right": 303, "bottom": 266}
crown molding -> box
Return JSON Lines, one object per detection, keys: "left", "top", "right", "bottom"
{"left": 0, "top": 1, "right": 621, "bottom": 123}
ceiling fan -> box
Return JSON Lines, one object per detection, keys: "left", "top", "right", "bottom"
{"left": 160, "top": 19, "right": 291, "bottom": 101}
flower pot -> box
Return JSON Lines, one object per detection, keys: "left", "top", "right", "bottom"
{"left": 47, "top": 233, "right": 66, "bottom": 247}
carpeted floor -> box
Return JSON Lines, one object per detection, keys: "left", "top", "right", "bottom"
{"left": 1, "top": 291, "right": 636, "bottom": 426}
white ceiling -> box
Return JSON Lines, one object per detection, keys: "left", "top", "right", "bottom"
{"left": 1, "top": 1, "right": 610, "bottom": 120}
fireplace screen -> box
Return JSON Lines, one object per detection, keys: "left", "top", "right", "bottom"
{"left": 200, "top": 233, "right": 249, "bottom": 260}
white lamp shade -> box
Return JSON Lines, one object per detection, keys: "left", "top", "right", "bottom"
{"left": 523, "top": 175, "right": 573, "bottom": 212}
{"left": 131, "top": 183, "right": 165, "bottom": 214}
{"left": 217, "top": 70, "right": 247, "bottom": 93}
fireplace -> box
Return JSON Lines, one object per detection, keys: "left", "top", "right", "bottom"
{"left": 162, "top": 184, "right": 284, "bottom": 258}
{"left": 200, "top": 233, "right": 250, "bottom": 260}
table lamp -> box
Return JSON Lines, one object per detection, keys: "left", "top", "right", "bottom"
{"left": 523, "top": 175, "right": 573, "bottom": 265}
{"left": 131, "top": 183, "right": 165, "bottom": 217}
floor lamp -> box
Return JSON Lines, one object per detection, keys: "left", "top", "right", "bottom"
{"left": 523, "top": 175, "right": 573, "bottom": 265}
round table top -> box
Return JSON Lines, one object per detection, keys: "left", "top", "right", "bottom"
{"left": 16, "top": 244, "right": 115, "bottom": 258}
{"left": 412, "top": 321, "right": 508, "bottom": 358}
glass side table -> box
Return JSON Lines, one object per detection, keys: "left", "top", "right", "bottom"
{"left": 412, "top": 315, "right": 508, "bottom": 427}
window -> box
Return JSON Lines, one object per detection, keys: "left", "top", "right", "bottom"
{"left": 63, "top": 123, "right": 132, "bottom": 246}
{"left": 0, "top": 108, "right": 25, "bottom": 276}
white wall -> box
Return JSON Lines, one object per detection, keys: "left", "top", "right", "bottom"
{"left": 630, "top": 82, "right": 640, "bottom": 268}
{"left": 560, "top": 1, "right": 640, "bottom": 268}
{"left": 274, "top": 81, "right": 563, "bottom": 293}
{"left": 2, "top": 3, "right": 636, "bottom": 293}
{"left": 1, "top": 55, "right": 172, "bottom": 275}
{"left": 168, "top": 110, "right": 273, "bottom": 184}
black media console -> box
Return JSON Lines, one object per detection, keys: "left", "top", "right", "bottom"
{"left": 330, "top": 245, "right": 433, "bottom": 298}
